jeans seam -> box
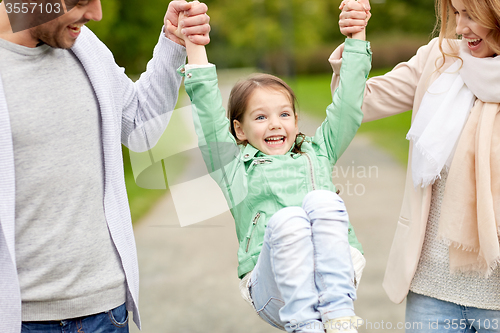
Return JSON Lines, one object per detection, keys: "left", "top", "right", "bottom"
{"left": 265, "top": 233, "right": 286, "bottom": 330}
{"left": 76, "top": 319, "right": 84, "bottom": 333}
{"left": 256, "top": 297, "right": 285, "bottom": 329}
{"left": 312, "top": 230, "right": 326, "bottom": 294}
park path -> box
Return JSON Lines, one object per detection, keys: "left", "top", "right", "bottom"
{"left": 131, "top": 70, "right": 407, "bottom": 333}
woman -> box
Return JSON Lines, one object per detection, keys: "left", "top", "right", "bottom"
{"left": 336, "top": 0, "right": 500, "bottom": 331}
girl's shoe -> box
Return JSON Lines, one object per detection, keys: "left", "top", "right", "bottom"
{"left": 324, "top": 316, "right": 363, "bottom": 333}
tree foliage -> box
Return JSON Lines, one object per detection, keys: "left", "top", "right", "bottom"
{"left": 88, "top": 0, "right": 437, "bottom": 76}
{"left": 87, "top": 0, "right": 169, "bottom": 75}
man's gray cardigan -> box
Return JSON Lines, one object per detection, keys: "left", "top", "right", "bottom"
{"left": 0, "top": 26, "right": 186, "bottom": 332}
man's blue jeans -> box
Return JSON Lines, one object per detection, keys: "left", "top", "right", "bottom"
{"left": 406, "top": 291, "right": 500, "bottom": 333}
{"left": 249, "top": 190, "right": 357, "bottom": 333}
{"left": 21, "top": 303, "right": 129, "bottom": 333}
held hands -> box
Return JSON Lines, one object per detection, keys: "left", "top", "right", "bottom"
{"left": 166, "top": 2, "right": 209, "bottom": 65}
{"left": 164, "top": 0, "right": 210, "bottom": 46}
{"left": 166, "top": 10, "right": 188, "bottom": 42}
{"left": 339, "top": 0, "right": 371, "bottom": 40}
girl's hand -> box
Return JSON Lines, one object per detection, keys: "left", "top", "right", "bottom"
{"left": 339, "top": 0, "right": 371, "bottom": 38}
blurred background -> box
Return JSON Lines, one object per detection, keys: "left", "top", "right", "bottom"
{"left": 88, "top": 0, "right": 436, "bottom": 76}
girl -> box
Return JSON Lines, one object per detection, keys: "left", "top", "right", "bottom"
{"left": 338, "top": 0, "right": 500, "bottom": 331}
{"left": 169, "top": 3, "right": 371, "bottom": 332}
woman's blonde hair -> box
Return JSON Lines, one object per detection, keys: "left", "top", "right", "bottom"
{"left": 435, "top": 0, "right": 500, "bottom": 61}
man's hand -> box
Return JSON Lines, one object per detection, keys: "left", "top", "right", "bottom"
{"left": 339, "top": 0, "right": 371, "bottom": 37}
{"left": 164, "top": 1, "right": 210, "bottom": 46}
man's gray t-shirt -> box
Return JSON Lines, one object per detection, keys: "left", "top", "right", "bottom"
{"left": 0, "top": 38, "right": 126, "bottom": 321}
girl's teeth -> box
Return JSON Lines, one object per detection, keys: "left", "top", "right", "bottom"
{"left": 265, "top": 136, "right": 284, "bottom": 145}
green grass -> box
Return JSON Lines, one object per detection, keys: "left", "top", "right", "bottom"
{"left": 287, "top": 69, "right": 412, "bottom": 165}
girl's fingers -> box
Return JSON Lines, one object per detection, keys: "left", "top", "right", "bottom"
{"left": 164, "top": 19, "right": 186, "bottom": 46}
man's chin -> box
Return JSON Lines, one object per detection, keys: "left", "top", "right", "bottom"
{"left": 40, "top": 38, "right": 76, "bottom": 49}
{"left": 31, "top": 28, "right": 76, "bottom": 49}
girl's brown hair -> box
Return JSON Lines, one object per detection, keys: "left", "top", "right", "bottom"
{"left": 228, "top": 73, "right": 306, "bottom": 154}
{"left": 435, "top": 0, "right": 500, "bottom": 64}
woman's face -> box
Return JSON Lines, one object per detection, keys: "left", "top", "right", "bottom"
{"left": 451, "top": 0, "right": 496, "bottom": 58}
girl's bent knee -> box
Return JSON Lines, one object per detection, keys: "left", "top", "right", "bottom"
{"left": 302, "top": 190, "right": 347, "bottom": 214}
{"left": 266, "top": 207, "right": 310, "bottom": 242}
{"left": 267, "top": 206, "right": 308, "bottom": 230}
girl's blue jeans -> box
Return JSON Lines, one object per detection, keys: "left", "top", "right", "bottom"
{"left": 406, "top": 291, "right": 500, "bottom": 333}
{"left": 21, "top": 303, "right": 128, "bottom": 333}
{"left": 249, "top": 190, "right": 357, "bottom": 333}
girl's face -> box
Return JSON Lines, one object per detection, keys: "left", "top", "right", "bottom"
{"left": 452, "top": 0, "right": 496, "bottom": 58}
{"left": 233, "top": 87, "right": 298, "bottom": 155}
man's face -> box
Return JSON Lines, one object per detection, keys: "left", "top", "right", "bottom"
{"left": 30, "top": 0, "right": 102, "bottom": 49}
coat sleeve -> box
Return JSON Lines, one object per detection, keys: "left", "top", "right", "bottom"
{"left": 330, "top": 38, "right": 440, "bottom": 122}
{"left": 314, "top": 38, "right": 372, "bottom": 163}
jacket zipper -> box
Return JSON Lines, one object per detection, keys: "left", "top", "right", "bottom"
{"left": 303, "top": 153, "right": 316, "bottom": 190}
{"left": 252, "top": 158, "right": 273, "bottom": 165}
{"left": 246, "top": 212, "right": 261, "bottom": 252}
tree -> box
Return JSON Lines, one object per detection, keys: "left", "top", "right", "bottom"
{"left": 88, "top": 0, "right": 437, "bottom": 76}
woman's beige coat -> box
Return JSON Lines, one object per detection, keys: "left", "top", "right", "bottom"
{"left": 330, "top": 37, "right": 459, "bottom": 304}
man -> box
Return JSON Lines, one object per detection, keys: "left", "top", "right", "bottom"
{"left": 0, "top": 0, "right": 210, "bottom": 332}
